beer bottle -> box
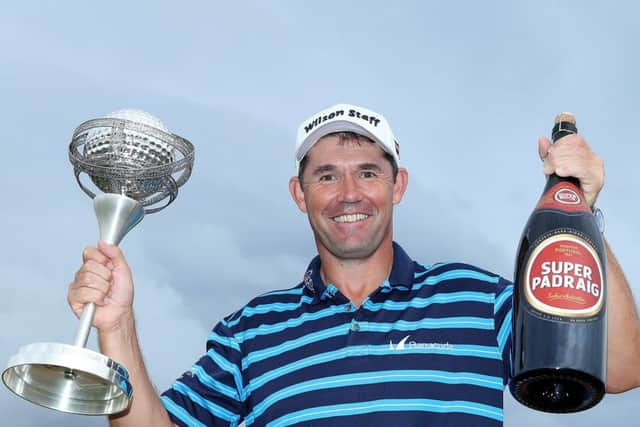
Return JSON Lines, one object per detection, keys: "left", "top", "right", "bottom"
{"left": 510, "top": 113, "right": 607, "bottom": 413}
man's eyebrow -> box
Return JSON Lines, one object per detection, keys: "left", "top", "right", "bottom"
{"left": 310, "top": 164, "right": 336, "bottom": 175}
{"left": 358, "top": 162, "right": 384, "bottom": 171}
{"left": 310, "top": 162, "right": 385, "bottom": 175}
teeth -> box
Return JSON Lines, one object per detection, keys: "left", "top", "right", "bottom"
{"left": 333, "top": 213, "right": 369, "bottom": 223}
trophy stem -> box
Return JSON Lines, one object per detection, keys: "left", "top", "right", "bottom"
{"left": 71, "top": 194, "right": 144, "bottom": 349}
{"left": 73, "top": 303, "right": 97, "bottom": 348}
{"left": 94, "top": 193, "right": 145, "bottom": 246}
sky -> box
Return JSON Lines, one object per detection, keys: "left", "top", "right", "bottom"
{"left": 1, "top": 1, "right": 639, "bottom": 426}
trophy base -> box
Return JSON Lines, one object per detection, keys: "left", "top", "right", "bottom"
{"left": 2, "top": 342, "right": 132, "bottom": 415}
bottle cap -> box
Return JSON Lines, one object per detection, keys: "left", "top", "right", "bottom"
{"left": 554, "top": 112, "right": 576, "bottom": 125}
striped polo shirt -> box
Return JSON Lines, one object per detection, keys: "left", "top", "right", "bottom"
{"left": 161, "top": 242, "right": 514, "bottom": 426}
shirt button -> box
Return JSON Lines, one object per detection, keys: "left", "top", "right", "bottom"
{"left": 344, "top": 304, "right": 352, "bottom": 312}
{"left": 351, "top": 323, "right": 360, "bottom": 332}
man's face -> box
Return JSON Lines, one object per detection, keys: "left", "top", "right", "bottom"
{"left": 290, "top": 135, "right": 408, "bottom": 260}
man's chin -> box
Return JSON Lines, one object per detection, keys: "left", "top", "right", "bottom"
{"left": 327, "top": 243, "right": 377, "bottom": 260}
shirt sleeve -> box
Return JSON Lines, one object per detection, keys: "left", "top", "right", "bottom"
{"left": 161, "top": 320, "right": 247, "bottom": 427}
{"left": 493, "top": 277, "right": 514, "bottom": 385}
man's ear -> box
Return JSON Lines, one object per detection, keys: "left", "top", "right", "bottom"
{"left": 392, "top": 168, "right": 409, "bottom": 205}
{"left": 289, "top": 176, "right": 308, "bottom": 213}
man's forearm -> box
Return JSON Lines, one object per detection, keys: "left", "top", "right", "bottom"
{"left": 604, "top": 239, "right": 640, "bottom": 392}
{"left": 99, "top": 312, "right": 174, "bottom": 427}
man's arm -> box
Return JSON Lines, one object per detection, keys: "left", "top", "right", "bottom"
{"left": 538, "top": 134, "right": 640, "bottom": 393}
{"left": 603, "top": 240, "right": 640, "bottom": 392}
{"left": 68, "top": 242, "right": 173, "bottom": 427}
{"left": 102, "top": 313, "right": 174, "bottom": 427}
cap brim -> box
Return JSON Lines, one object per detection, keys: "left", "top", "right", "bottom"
{"left": 296, "top": 120, "right": 392, "bottom": 164}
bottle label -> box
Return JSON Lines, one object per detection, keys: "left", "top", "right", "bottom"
{"left": 525, "top": 233, "right": 604, "bottom": 318}
{"left": 536, "top": 182, "right": 590, "bottom": 213}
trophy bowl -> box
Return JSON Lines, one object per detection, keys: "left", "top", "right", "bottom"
{"left": 2, "top": 109, "right": 194, "bottom": 415}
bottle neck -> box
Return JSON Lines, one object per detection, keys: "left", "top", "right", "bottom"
{"left": 546, "top": 120, "right": 582, "bottom": 194}
{"left": 551, "top": 121, "right": 577, "bottom": 142}
{"left": 544, "top": 173, "right": 581, "bottom": 193}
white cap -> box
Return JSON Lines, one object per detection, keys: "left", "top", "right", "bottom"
{"left": 295, "top": 103, "right": 400, "bottom": 172}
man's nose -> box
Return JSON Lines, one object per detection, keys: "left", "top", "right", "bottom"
{"left": 339, "top": 173, "right": 363, "bottom": 202}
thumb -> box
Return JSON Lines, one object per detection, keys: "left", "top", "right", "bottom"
{"left": 538, "top": 136, "right": 552, "bottom": 161}
{"left": 97, "top": 240, "right": 128, "bottom": 270}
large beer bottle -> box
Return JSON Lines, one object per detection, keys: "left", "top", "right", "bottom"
{"left": 510, "top": 113, "right": 607, "bottom": 413}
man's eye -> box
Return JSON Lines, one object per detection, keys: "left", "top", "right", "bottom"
{"left": 319, "top": 174, "right": 337, "bottom": 182}
{"left": 360, "top": 171, "right": 377, "bottom": 178}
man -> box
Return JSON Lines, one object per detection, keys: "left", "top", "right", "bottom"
{"left": 68, "top": 103, "right": 640, "bottom": 426}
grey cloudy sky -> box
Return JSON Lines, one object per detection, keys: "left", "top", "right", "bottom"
{"left": 1, "top": 1, "right": 639, "bottom": 426}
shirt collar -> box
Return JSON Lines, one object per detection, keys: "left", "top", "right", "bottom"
{"left": 302, "top": 256, "right": 325, "bottom": 301}
{"left": 302, "top": 241, "right": 415, "bottom": 303}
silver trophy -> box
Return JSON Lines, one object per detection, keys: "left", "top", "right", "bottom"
{"left": 2, "top": 109, "right": 195, "bottom": 415}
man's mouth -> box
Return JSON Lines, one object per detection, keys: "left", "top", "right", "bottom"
{"left": 332, "top": 213, "right": 370, "bottom": 223}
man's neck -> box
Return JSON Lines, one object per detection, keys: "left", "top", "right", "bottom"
{"left": 318, "top": 241, "right": 394, "bottom": 308}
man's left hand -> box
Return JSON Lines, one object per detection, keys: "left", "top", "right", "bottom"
{"left": 538, "top": 134, "right": 604, "bottom": 209}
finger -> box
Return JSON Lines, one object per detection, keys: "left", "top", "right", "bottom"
{"left": 82, "top": 246, "right": 110, "bottom": 266}
{"left": 538, "top": 136, "right": 552, "bottom": 161}
{"left": 545, "top": 148, "right": 587, "bottom": 179}
{"left": 78, "top": 259, "right": 113, "bottom": 282}
{"left": 550, "top": 135, "right": 591, "bottom": 164}
{"left": 68, "top": 286, "right": 108, "bottom": 309}
{"left": 72, "top": 270, "right": 111, "bottom": 294}
{"left": 540, "top": 137, "right": 556, "bottom": 176}
{"left": 98, "top": 241, "right": 129, "bottom": 271}
{"left": 542, "top": 161, "right": 555, "bottom": 177}
{"left": 548, "top": 137, "right": 595, "bottom": 178}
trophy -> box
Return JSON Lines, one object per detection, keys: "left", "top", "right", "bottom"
{"left": 2, "top": 109, "right": 195, "bottom": 415}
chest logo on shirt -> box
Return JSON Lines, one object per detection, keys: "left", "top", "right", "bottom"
{"left": 389, "top": 335, "right": 455, "bottom": 351}
{"left": 389, "top": 335, "right": 411, "bottom": 350}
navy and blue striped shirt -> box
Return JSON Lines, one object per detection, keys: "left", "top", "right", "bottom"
{"left": 161, "top": 242, "right": 514, "bottom": 426}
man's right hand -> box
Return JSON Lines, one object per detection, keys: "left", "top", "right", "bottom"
{"left": 68, "top": 242, "right": 174, "bottom": 427}
{"left": 68, "top": 241, "right": 134, "bottom": 333}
